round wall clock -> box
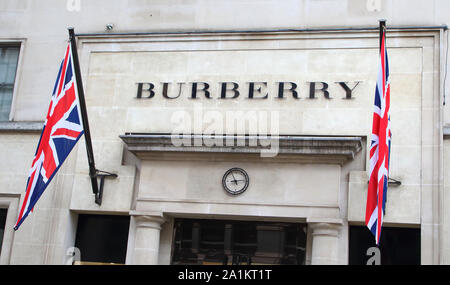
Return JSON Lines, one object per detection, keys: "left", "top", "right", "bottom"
{"left": 222, "top": 167, "right": 249, "bottom": 195}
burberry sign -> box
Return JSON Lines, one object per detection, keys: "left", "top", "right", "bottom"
{"left": 135, "top": 81, "right": 362, "bottom": 100}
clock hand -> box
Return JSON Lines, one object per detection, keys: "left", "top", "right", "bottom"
{"left": 227, "top": 179, "right": 245, "bottom": 183}
{"left": 230, "top": 172, "right": 238, "bottom": 185}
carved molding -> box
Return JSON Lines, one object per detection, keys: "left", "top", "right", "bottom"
{"left": 120, "top": 133, "right": 363, "bottom": 164}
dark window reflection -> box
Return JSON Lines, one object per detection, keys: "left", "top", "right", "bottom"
{"left": 172, "top": 218, "right": 306, "bottom": 265}
{"left": 75, "top": 214, "right": 130, "bottom": 264}
{"left": 349, "top": 225, "right": 420, "bottom": 265}
{"left": 0, "top": 208, "right": 7, "bottom": 255}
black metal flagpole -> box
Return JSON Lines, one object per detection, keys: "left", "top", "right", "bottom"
{"left": 68, "top": 28, "right": 118, "bottom": 205}
{"left": 379, "top": 19, "right": 391, "bottom": 218}
{"left": 68, "top": 28, "right": 100, "bottom": 202}
{"left": 379, "top": 19, "right": 386, "bottom": 54}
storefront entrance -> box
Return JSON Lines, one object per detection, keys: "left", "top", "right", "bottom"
{"left": 171, "top": 218, "right": 307, "bottom": 265}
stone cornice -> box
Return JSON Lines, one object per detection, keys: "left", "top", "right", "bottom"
{"left": 119, "top": 133, "right": 363, "bottom": 164}
{"left": 0, "top": 121, "right": 43, "bottom": 133}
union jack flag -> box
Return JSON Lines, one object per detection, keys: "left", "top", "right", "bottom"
{"left": 14, "top": 43, "right": 84, "bottom": 230}
{"left": 365, "top": 28, "right": 392, "bottom": 245}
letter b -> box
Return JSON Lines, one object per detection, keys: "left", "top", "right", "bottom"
{"left": 220, "top": 82, "right": 239, "bottom": 99}
{"left": 136, "top": 83, "right": 155, "bottom": 98}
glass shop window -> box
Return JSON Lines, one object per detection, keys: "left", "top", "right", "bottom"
{"left": 74, "top": 214, "right": 130, "bottom": 265}
{"left": 0, "top": 208, "right": 7, "bottom": 255}
{"left": 0, "top": 45, "right": 20, "bottom": 121}
{"left": 349, "top": 225, "right": 420, "bottom": 265}
{"left": 171, "top": 218, "right": 307, "bottom": 265}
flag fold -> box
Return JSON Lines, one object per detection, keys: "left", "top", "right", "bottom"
{"left": 365, "top": 28, "right": 392, "bottom": 245}
{"left": 14, "top": 43, "right": 84, "bottom": 230}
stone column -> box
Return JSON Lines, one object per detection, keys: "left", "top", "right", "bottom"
{"left": 309, "top": 221, "right": 341, "bottom": 265}
{"left": 131, "top": 214, "right": 166, "bottom": 265}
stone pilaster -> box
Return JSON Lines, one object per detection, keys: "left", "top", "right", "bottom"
{"left": 309, "top": 221, "right": 341, "bottom": 265}
{"left": 130, "top": 213, "right": 166, "bottom": 265}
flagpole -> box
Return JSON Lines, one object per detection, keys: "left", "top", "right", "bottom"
{"left": 68, "top": 27, "right": 100, "bottom": 200}
{"left": 379, "top": 19, "right": 386, "bottom": 53}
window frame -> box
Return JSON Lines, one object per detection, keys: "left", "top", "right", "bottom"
{"left": 0, "top": 39, "right": 25, "bottom": 121}
{"left": 0, "top": 194, "right": 20, "bottom": 265}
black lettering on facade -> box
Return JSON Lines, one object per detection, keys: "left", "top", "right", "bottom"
{"left": 248, "top": 82, "right": 268, "bottom": 99}
{"left": 336, "top": 81, "right": 361, "bottom": 99}
{"left": 135, "top": 80, "right": 364, "bottom": 101}
{"left": 220, "top": 82, "right": 240, "bottom": 99}
{"left": 309, "top": 82, "right": 330, "bottom": 99}
{"left": 191, "top": 82, "right": 211, "bottom": 99}
{"left": 162, "top": 82, "right": 184, "bottom": 99}
{"left": 136, "top": 82, "right": 155, "bottom": 98}
{"left": 277, "top": 82, "right": 299, "bottom": 99}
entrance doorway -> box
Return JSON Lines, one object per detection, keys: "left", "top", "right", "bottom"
{"left": 171, "top": 218, "right": 306, "bottom": 265}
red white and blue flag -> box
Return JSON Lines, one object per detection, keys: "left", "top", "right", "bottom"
{"left": 14, "top": 43, "right": 84, "bottom": 230}
{"left": 365, "top": 28, "right": 392, "bottom": 245}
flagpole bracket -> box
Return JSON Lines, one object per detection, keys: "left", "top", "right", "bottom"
{"left": 93, "top": 170, "right": 118, "bottom": 205}
{"left": 366, "top": 177, "right": 401, "bottom": 187}
{"left": 388, "top": 177, "right": 401, "bottom": 187}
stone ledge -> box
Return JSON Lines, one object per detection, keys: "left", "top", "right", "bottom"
{"left": 119, "top": 133, "right": 363, "bottom": 164}
{"left": 0, "top": 121, "right": 43, "bottom": 133}
{"left": 306, "top": 217, "right": 343, "bottom": 225}
{"left": 444, "top": 125, "right": 450, "bottom": 139}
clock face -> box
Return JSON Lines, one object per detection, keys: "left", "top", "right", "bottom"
{"left": 222, "top": 168, "right": 249, "bottom": 195}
